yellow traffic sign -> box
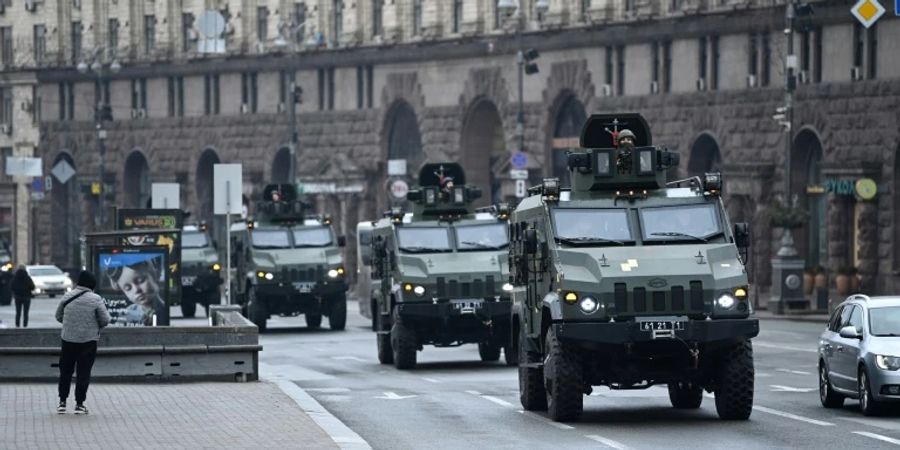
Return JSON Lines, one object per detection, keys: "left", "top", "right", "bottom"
{"left": 855, "top": 178, "right": 878, "bottom": 200}
{"left": 91, "top": 182, "right": 101, "bottom": 195}
{"left": 851, "top": 0, "right": 885, "bottom": 28}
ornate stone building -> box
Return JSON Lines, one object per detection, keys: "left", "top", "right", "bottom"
{"left": 2, "top": 0, "right": 898, "bottom": 298}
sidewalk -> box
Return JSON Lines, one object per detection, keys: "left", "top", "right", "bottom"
{"left": 1, "top": 381, "right": 342, "bottom": 450}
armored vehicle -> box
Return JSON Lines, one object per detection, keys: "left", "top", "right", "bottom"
{"left": 371, "top": 163, "right": 514, "bottom": 370}
{"left": 231, "top": 184, "right": 348, "bottom": 332}
{"left": 355, "top": 220, "right": 377, "bottom": 330}
{"left": 180, "top": 223, "right": 223, "bottom": 317}
{"left": 509, "top": 114, "right": 758, "bottom": 422}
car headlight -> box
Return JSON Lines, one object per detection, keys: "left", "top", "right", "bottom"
{"left": 413, "top": 285, "right": 426, "bottom": 297}
{"left": 579, "top": 296, "right": 600, "bottom": 314}
{"left": 876, "top": 355, "right": 900, "bottom": 371}
{"left": 327, "top": 269, "right": 339, "bottom": 278}
{"left": 716, "top": 293, "right": 736, "bottom": 309}
{"left": 502, "top": 282, "right": 514, "bottom": 292}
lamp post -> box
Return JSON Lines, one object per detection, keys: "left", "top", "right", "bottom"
{"left": 274, "top": 23, "right": 318, "bottom": 188}
{"left": 77, "top": 52, "right": 121, "bottom": 230}
{"left": 498, "top": 0, "right": 549, "bottom": 159}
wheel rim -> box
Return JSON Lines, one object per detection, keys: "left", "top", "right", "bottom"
{"left": 860, "top": 372, "right": 868, "bottom": 411}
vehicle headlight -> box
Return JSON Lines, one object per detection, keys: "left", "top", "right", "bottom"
{"left": 579, "top": 296, "right": 600, "bottom": 314}
{"left": 63, "top": 278, "right": 73, "bottom": 286}
{"left": 212, "top": 263, "right": 221, "bottom": 272}
{"left": 257, "top": 271, "right": 274, "bottom": 280}
{"left": 502, "top": 282, "right": 514, "bottom": 292}
{"left": 413, "top": 285, "right": 426, "bottom": 297}
{"left": 264, "top": 272, "right": 274, "bottom": 280}
{"left": 876, "top": 355, "right": 900, "bottom": 371}
{"left": 327, "top": 269, "right": 339, "bottom": 278}
{"left": 716, "top": 293, "right": 736, "bottom": 309}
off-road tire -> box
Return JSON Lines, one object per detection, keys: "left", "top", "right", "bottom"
{"left": 306, "top": 311, "right": 323, "bottom": 329}
{"left": 247, "top": 287, "right": 268, "bottom": 333}
{"left": 504, "top": 330, "right": 519, "bottom": 367}
{"left": 859, "top": 366, "right": 881, "bottom": 416}
{"left": 391, "top": 318, "right": 417, "bottom": 370}
{"left": 329, "top": 295, "right": 347, "bottom": 331}
{"left": 668, "top": 382, "right": 703, "bottom": 409}
{"left": 478, "top": 342, "right": 501, "bottom": 362}
{"left": 376, "top": 313, "right": 393, "bottom": 364}
{"left": 714, "top": 340, "right": 754, "bottom": 420}
{"left": 180, "top": 299, "right": 197, "bottom": 318}
{"left": 819, "top": 362, "right": 844, "bottom": 408}
{"left": 544, "top": 328, "right": 583, "bottom": 422}
{"left": 519, "top": 326, "right": 547, "bottom": 411}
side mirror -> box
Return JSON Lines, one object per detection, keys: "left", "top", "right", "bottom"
{"left": 524, "top": 229, "right": 538, "bottom": 255}
{"left": 839, "top": 325, "right": 861, "bottom": 340}
{"left": 734, "top": 222, "right": 750, "bottom": 249}
{"left": 337, "top": 236, "right": 346, "bottom": 247}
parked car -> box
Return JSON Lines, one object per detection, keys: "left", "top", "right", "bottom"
{"left": 819, "top": 294, "right": 900, "bottom": 415}
{"left": 25, "top": 265, "right": 73, "bottom": 298}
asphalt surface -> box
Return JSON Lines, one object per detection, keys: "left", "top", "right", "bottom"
{"left": 259, "top": 302, "right": 900, "bottom": 450}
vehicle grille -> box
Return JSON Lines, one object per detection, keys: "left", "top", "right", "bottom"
{"left": 611, "top": 281, "right": 705, "bottom": 316}
{"left": 435, "top": 275, "right": 496, "bottom": 298}
{"left": 281, "top": 266, "right": 323, "bottom": 282}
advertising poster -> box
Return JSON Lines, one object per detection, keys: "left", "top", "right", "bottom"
{"left": 116, "top": 209, "right": 183, "bottom": 315}
{"left": 96, "top": 246, "right": 169, "bottom": 327}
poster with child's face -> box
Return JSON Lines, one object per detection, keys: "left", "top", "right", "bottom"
{"left": 96, "top": 247, "right": 169, "bottom": 327}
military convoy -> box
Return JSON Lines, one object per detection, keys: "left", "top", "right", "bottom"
{"left": 230, "top": 184, "right": 349, "bottom": 332}
{"left": 370, "top": 164, "right": 514, "bottom": 369}
{"left": 180, "top": 223, "right": 223, "bottom": 317}
{"left": 508, "top": 114, "right": 758, "bottom": 422}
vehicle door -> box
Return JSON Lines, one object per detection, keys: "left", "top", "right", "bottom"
{"left": 821, "top": 305, "right": 844, "bottom": 376}
{"left": 831, "top": 305, "right": 860, "bottom": 391}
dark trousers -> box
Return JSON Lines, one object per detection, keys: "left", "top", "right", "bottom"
{"left": 14, "top": 296, "right": 30, "bottom": 327}
{"left": 58, "top": 340, "right": 98, "bottom": 404}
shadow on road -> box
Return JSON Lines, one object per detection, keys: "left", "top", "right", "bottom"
{"left": 411, "top": 360, "right": 514, "bottom": 372}
{"left": 579, "top": 405, "right": 720, "bottom": 424}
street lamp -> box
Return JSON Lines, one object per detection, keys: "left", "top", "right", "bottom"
{"left": 77, "top": 49, "right": 121, "bottom": 230}
{"left": 499, "top": 0, "right": 548, "bottom": 167}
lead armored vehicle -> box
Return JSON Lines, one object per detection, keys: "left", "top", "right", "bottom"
{"left": 510, "top": 114, "right": 758, "bottom": 422}
{"left": 231, "top": 184, "right": 348, "bottom": 332}
{"left": 180, "top": 223, "right": 223, "bottom": 317}
{"left": 371, "top": 163, "right": 514, "bottom": 370}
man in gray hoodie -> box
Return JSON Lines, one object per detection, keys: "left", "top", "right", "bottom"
{"left": 55, "top": 270, "right": 110, "bottom": 415}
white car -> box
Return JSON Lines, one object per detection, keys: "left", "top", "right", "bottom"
{"left": 26, "top": 265, "right": 73, "bottom": 297}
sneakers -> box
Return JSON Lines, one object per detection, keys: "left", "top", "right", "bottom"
{"left": 74, "top": 404, "right": 88, "bottom": 415}
{"left": 56, "top": 401, "right": 66, "bottom": 414}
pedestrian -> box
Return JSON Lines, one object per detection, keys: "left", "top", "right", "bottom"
{"left": 10, "top": 265, "right": 35, "bottom": 328}
{"left": 55, "top": 270, "right": 110, "bottom": 415}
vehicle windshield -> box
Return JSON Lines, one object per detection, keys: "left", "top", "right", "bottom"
{"left": 396, "top": 227, "right": 452, "bottom": 253}
{"left": 456, "top": 223, "right": 509, "bottom": 250}
{"left": 869, "top": 306, "right": 900, "bottom": 336}
{"left": 182, "top": 231, "right": 210, "bottom": 249}
{"left": 640, "top": 203, "right": 723, "bottom": 242}
{"left": 29, "top": 267, "right": 63, "bottom": 276}
{"left": 251, "top": 230, "right": 292, "bottom": 249}
{"left": 552, "top": 208, "right": 632, "bottom": 245}
{"left": 292, "top": 227, "right": 333, "bottom": 247}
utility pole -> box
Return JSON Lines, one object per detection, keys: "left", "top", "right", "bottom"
{"left": 289, "top": 72, "right": 298, "bottom": 187}
{"left": 784, "top": 2, "right": 796, "bottom": 201}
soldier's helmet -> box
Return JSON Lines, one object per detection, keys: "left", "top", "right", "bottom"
{"left": 617, "top": 129, "right": 636, "bottom": 144}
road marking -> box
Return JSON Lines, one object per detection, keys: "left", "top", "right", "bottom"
{"left": 753, "top": 406, "right": 835, "bottom": 426}
{"left": 517, "top": 410, "right": 575, "bottom": 430}
{"left": 465, "top": 390, "right": 515, "bottom": 407}
{"left": 754, "top": 342, "right": 818, "bottom": 353}
{"left": 853, "top": 431, "right": 900, "bottom": 446}
{"left": 420, "top": 377, "right": 441, "bottom": 383}
{"left": 374, "top": 391, "right": 416, "bottom": 400}
{"left": 332, "top": 356, "right": 367, "bottom": 362}
{"left": 585, "top": 434, "right": 631, "bottom": 450}
{"left": 770, "top": 385, "right": 816, "bottom": 393}
{"left": 842, "top": 417, "right": 900, "bottom": 432}
{"left": 776, "top": 368, "right": 812, "bottom": 376}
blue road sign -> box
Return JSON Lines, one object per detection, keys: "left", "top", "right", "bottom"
{"left": 511, "top": 152, "right": 528, "bottom": 169}
{"left": 896, "top": 0, "right": 899, "bottom": 15}
{"left": 31, "top": 177, "right": 43, "bottom": 193}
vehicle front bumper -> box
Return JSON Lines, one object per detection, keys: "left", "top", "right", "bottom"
{"left": 397, "top": 298, "right": 511, "bottom": 322}
{"left": 255, "top": 279, "right": 348, "bottom": 298}
{"left": 869, "top": 366, "right": 900, "bottom": 403}
{"left": 34, "top": 286, "right": 71, "bottom": 296}
{"left": 553, "top": 318, "right": 759, "bottom": 347}
{"left": 181, "top": 272, "right": 223, "bottom": 293}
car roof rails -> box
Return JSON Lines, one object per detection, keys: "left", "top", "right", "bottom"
{"left": 847, "top": 294, "right": 871, "bottom": 302}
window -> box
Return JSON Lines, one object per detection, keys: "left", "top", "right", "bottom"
{"left": 71, "top": 22, "right": 81, "bottom": 63}
{"left": 0, "top": 27, "right": 10, "bottom": 68}
{"left": 34, "top": 25, "right": 46, "bottom": 65}
{"left": 241, "top": 73, "right": 258, "bottom": 113}
{"left": 293, "top": 227, "right": 334, "bottom": 247}
{"left": 581, "top": 0, "right": 591, "bottom": 21}
{"left": 869, "top": 306, "right": 900, "bottom": 337}
{"left": 58, "top": 83, "right": 66, "bottom": 120}
{"left": 32, "top": 86, "right": 41, "bottom": 123}
{"left": 397, "top": 227, "right": 452, "bottom": 253}
{"left": 356, "top": 66, "right": 364, "bottom": 109}
{"left": 604, "top": 46, "right": 613, "bottom": 87}
{"left": 333, "top": 0, "right": 343, "bottom": 44}
{"left": 144, "top": 15, "right": 156, "bottom": 54}
{"left": 670, "top": 0, "right": 682, "bottom": 10}
{"left": 616, "top": 45, "right": 625, "bottom": 96}
{"left": 828, "top": 305, "right": 845, "bottom": 332}
{"left": 456, "top": 224, "right": 508, "bottom": 251}
{"left": 761, "top": 32, "right": 771, "bottom": 86}
{"left": 651, "top": 42, "right": 660, "bottom": 85}
{"left": 279, "top": 71, "right": 289, "bottom": 105}
{"left": 662, "top": 41, "right": 671, "bottom": 93}
{"left": 813, "top": 27, "right": 822, "bottom": 83}
{"left": 317, "top": 69, "right": 325, "bottom": 110}
{"left": 0, "top": 148, "right": 11, "bottom": 181}
{"left": 748, "top": 33, "right": 758, "bottom": 79}
{"left": 131, "top": 79, "right": 147, "bottom": 111}
{"left": 58, "top": 82, "right": 75, "bottom": 121}
{"left": 710, "top": 36, "right": 719, "bottom": 90}
{"left": 167, "top": 77, "right": 184, "bottom": 117}
{"left": 373, "top": 0, "right": 384, "bottom": 37}
{"left": 108, "top": 19, "right": 119, "bottom": 58}
{"left": 294, "top": 3, "right": 307, "bottom": 43}
{"left": 848, "top": 305, "right": 864, "bottom": 333}
{"left": 366, "top": 65, "right": 374, "bottom": 108}
{"left": 698, "top": 36, "right": 708, "bottom": 88}
{"left": 853, "top": 22, "right": 864, "bottom": 71}
{"left": 552, "top": 209, "right": 633, "bottom": 243}
{"left": 182, "top": 14, "right": 195, "bottom": 52}
{"left": 167, "top": 78, "right": 176, "bottom": 117}
{"left": 257, "top": 7, "right": 269, "bottom": 42}
{"left": 867, "top": 23, "right": 877, "bottom": 79}
{"left": 800, "top": 30, "right": 811, "bottom": 74}
{"left": 625, "top": 0, "right": 635, "bottom": 12}
{"left": 413, "top": 0, "right": 423, "bottom": 36}
{"left": 452, "top": 0, "right": 463, "bottom": 33}
{"left": 640, "top": 204, "right": 723, "bottom": 243}
{"left": 327, "top": 68, "right": 335, "bottom": 110}
{"left": 0, "top": 88, "right": 12, "bottom": 126}
{"left": 204, "top": 75, "right": 220, "bottom": 115}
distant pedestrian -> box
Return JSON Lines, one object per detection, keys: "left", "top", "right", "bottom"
{"left": 55, "top": 270, "right": 110, "bottom": 415}
{"left": 10, "top": 265, "right": 35, "bottom": 328}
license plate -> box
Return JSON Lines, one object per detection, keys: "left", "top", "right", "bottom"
{"left": 292, "top": 282, "right": 315, "bottom": 293}
{"left": 181, "top": 276, "right": 196, "bottom": 286}
{"left": 450, "top": 299, "right": 483, "bottom": 314}
{"left": 639, "top": 321, "right": 685, "bottom": 332}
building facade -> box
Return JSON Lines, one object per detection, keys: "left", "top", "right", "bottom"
{"left": 2, "top": 0, "right": 898, "bottom": 297}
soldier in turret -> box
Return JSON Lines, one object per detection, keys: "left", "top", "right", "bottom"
{"left": 616, "top": 129, "right": 636, "bottom": 174}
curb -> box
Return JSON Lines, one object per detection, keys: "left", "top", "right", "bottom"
{"left": 269, "top": 377, "right": 371, "bottom": 450}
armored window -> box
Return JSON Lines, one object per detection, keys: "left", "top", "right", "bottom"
{"left": 293, "top": 227, "right": 334, "bottom": 247}
{"left": 551, "top": 208, "right": 633, "bottom": 244}
{"left": 251, "top": 230, "right": 291, "bottom": 249}
{"left": 182, "top": 232, "right": 210, "bottom": 249}
{"left": 640, "top": 204, "right": 723, "bottom": 243}
{"left": 455, "top": 223, "right": 509, "bottom": 251}
{"left": 396, "top": 227, "right": 452, "bottom": 253}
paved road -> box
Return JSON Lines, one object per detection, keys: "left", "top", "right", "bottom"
{"left": 259, "top": 302, "right": 900, "bottom": 450}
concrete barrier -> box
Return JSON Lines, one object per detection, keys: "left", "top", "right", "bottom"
{"left": 0, "top": 305, "right": 261, "bottom": 382}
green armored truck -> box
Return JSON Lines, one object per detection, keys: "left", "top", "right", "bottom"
{"left": 510, "top": 114, "right": 758, "bottom": 422}
{"left": 231, "top": 184, "right": 348, "bottom": 332}
{"left": 179, "top": 223, "right": 223, "bottom": 317}
{"left": 371, "top": 163, "right": 514, "bottom": 370}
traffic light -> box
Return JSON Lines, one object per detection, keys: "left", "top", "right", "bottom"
{"left": 521, "top": 48, "right": 540, "bottom": 75}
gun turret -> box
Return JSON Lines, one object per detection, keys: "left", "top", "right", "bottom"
{"left": 405, "top": 163, "right": 482, "bottom": 220}
{"left": 257, "top": 184, "right": 310, "bottom": 223}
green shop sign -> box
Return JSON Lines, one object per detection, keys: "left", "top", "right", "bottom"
{"left": 806, "top": 178, "right": 877, "bottom": 200}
